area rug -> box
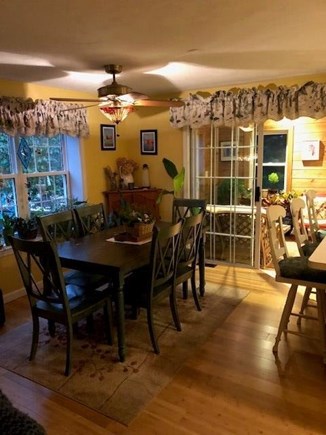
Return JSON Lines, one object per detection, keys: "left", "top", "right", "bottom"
{"left": 0, "top": 283, "right": 248, "bottom": 425}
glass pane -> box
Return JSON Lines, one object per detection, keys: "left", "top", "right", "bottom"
{"left": 263, "top": 134, "right": 287, "bottom": 163}
{"left": 22, "top": 135, "right": 64, "bottom": 174}
{"left": 0, "top": 178, "right": 17, "bottom": 217}
{"left": 0, "top": 133, "right": 13, "bottom": 174}
{"left": 27, "top": 174, "right": 68, "bottom": 216}
{"left": 262, "top": 166, "right": 285, "bottom": 190}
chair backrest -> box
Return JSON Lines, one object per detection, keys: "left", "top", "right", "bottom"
{"left": 305, "top": 190, "right": 319, "bottom": 242}
{"left": 291, "top": 197, "right": 310, "bottom": 256}
{"left": 37, "top": 210, "right": 76, "bottom": 242}
{"left": 172, "top": 198, "right": 207, "bottom": 223}
{"left": 178, "top": 212, "right": 204, "bottom": 268}
{"left": 266, "top": 205, "right": 290, "bottom": 275}
{"left": 9, "top": 236, "right": 69, "bottom": 311}
{"left": 73, "top": 203, "right": 107, "bottom": 236}
{"left": 149, "top": 221, "right": 183, "bottom": 300}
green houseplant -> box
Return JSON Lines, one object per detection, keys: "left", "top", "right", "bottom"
{"left": 13, "top": 217, "right": 38, "bottom": 239}
{"left": 157, "top": 158, "right": 185, "bottom": 203}
{"left": 0, "top": 214, "right": 15, "bottom": 246}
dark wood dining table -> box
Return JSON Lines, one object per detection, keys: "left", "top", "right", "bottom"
{"left": 57, "top": 227, "right": 151, "bottom": 362}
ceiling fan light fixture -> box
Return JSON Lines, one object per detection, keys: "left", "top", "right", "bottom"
{"left": 99, "top": 105, "right": 133, "bottom": 124}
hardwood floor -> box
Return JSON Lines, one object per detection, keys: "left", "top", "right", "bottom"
{"left": 1, "top": 265, "right": 326, "bottom": 434}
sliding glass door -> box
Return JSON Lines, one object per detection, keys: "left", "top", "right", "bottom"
{"left": 187, "top": 125, "right": 259, "bottom": 267}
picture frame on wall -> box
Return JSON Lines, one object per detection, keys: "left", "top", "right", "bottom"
{"left": 301, "top": 140, "right": 320, "bottom": 161}
{"left": 100, "top": 124, "right": 116, "bottom": 151}
{"left": 220, "top": 141, "right": 237, "bottom": 161}
{"left": 140, "top": 129, "right": 158, "bottom": 155}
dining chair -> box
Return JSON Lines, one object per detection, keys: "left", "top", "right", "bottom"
{"left": 305, "top": 190, "right": 326, "bottom": 243}
{"left": 73, "top": 203, "right": 108, "bottom": 237}
{"left": 176, "top": 212, "right": 205, "bottom": 311}
{"left": 266, "top": 205, "right": 326, "bottom": 363}
{"left": 37, "top": 210, "right": 109, "bottom": 291}
{"left": 291, "top": 197, "right": 319, "bottom": 257}
{"left": 9, "top": 236, "right": 113, "bottom": 376}
{"left": 123, "top": 221, "right": 183, "bottom": 354}
{"left": 290, "top": 197, "right": 320, "bottom": 322}
{"left": 172, "top": 198, "right": 207, "bottom": 297}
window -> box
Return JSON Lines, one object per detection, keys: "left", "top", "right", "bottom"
{"left": 262, "top": 133, "right": 287, "bottom": 191}
{"left": 0, "top": 133, "right": 83, "bottom": 221}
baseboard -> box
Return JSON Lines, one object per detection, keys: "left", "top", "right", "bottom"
{"left": 3, "top": 288, "right": 25, "bottom": 304}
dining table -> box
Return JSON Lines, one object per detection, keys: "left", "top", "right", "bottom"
{"left": 308, "top": 236, "right": 326, "bottom": 270}
{"left": 57, "top": 226, "right": 152, "bottom": 362}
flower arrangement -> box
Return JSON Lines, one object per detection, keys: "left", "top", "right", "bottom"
{"left": 116, "top": 157, "right": 139, "bottom": 176}
{"left": 104, "top": 165, "right": 119, "bottom": 191}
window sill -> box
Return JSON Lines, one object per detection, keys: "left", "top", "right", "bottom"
{"left": 0, "top": 246, "right": 13, "bottom": 258}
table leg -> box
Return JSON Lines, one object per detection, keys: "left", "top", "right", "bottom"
{"left": 116, "top": 274, "right": 126, "bottom": 362}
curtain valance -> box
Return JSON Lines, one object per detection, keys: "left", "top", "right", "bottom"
{"left": 0, "top": 97, "right": 89, "bottom": 137}
{"left": 169, "top": 81, "right": 326, "bottom": 129}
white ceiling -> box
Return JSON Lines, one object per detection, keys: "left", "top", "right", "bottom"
{"left": 1, "top": 0, "right": 326, "bottom": 98}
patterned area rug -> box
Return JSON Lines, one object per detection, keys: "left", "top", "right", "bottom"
{"left": 0, "top": 283, "right": 248, "bottom": 425}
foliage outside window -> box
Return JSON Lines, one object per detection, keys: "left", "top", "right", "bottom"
{"left": 0, "top": 132, "right": 71, "bottom": 226}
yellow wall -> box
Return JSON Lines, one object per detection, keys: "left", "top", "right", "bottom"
{"left": 2, "top": 73, "right": 326, "bottom": 298}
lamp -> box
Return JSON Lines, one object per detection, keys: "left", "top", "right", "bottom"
{"left": 99, "top": 105, "right": 133, "bottom": 124}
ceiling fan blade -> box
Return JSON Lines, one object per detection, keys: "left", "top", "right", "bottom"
{"left": 50, "top": 97, "right": 101, "bottom": 103}
{"left": 60, "top": 103, "right": 100, "bottom": 112}
{"left": 133, "top": 99, "right": 184, "bottom": 107}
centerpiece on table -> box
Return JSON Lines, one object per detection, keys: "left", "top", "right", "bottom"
{"left": 115, "top": 200, "right": 155, "bottom": 242}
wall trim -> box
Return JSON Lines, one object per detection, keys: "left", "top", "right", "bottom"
{"left": 3, "top": 287, "right": 25, "bottom": 303}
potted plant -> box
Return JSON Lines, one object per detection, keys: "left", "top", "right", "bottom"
{"left": 267, "top": 172, "right": 279, "bottom": 195}
{"left": 157, "top": 158, "right": 185, "bottom": 203}
{"left": 0, "top": 214, "right": 15, "bottom": 246}
{"left": 14, "top": 217, "right": 38, "bottom": 239}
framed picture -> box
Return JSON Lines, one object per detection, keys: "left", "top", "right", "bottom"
{"left": 100, "top": 124, "right": 116, "bottom": 151}
{"left": 140, "top": 129, "right": 158, "bottom": 155}
{"left": 220, "top": 141, "right": 237, "bottom": 161}
{"left": 301, "top": 140, "right": 320, "bottom": 161}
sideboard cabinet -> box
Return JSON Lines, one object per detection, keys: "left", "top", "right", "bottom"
{"left": 103, "top": 188, "right": 161, "bottom": 221}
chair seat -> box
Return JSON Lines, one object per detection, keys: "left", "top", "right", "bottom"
{"left": 63, "top": 270, "right": 110, "bottom": 290}
{"left": 279, "top": 256, "right": 326, "bottom": 283}
{"left": 317, "top": 229, "right": 326, "bottom": 242}
{"left": 36, "top": 284, "right": 111, "bottom": 314}
{"left": 302, "top": 241, "right": 320, "bottom": 256}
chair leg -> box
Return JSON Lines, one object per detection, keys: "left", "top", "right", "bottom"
{"left": 48, "top": 319, "right": 56, "bottom": 337}
{"left": 182, "top": 281, "right": 188, "bottom": 299}
{"left": 65, "top": 323, "right": 73, "bottom": 376}
{"left": 297, "top": 287, "right": 312, "bottom": 325}
{"left": 199, "top": 240, "right": 206, "bottom": 297}
{"left": 191, "top": 274, "right": 201, "bottom": 311}
{"left": 315, "top": 288, "right": 326, "bottom": 364}
{"left": 147, "top": 304, "right": 160, "bottom": 354}
{"left": 273, "top": 284, "right": 298, "bottom": 354}
{"left": 29, "top": 315, "right": 40, "bottom": 361}
{"left": 169, "top": 289, "right": 182, "bottom": 331}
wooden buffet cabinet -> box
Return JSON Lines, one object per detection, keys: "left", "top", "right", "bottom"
{"left": 103, "top": 188, "right": 161, "bottom": 221}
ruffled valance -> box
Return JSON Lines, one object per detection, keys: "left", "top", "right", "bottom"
{"left": 169, "top": 81, "right": 326, "bottom": 128}
{"left": 0, "top": 97, "right": 89, "bottom": 137}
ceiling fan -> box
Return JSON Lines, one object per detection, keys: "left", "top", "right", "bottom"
{"left": 50, "top": 64, "right": 184, "bottom": 123}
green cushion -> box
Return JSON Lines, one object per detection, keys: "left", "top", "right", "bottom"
{"left": 279, "top": 256, "right": 326, "bottom": 283}
{"left": 302, "top": 241, "right": 319, "bottom": 256}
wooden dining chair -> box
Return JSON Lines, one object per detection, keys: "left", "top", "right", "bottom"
{"left": 123, "top": 221, "right": 183, "bottom": 354}
{"left": 37, "top": 210, "right": 109, "bottom": 291}
{"left": 73, "top": 203, "right": 108, "bottom": 237}
{"left": 305, "top": 190, "right": 326, "bottom": 243}
{"left": 266, "top": 205, "right": 326, "bottom": 363}
{"left": 290, "top": 197, "right": 319, "bottom": 322}
{"left": 176, "top": 212, "right": 205, "bottom": 311}
{"left": 172, "top": 198, "right": 207, "bottom": 297}
{"left": 9, "top": 236, "right": 113, "bottom": 376}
